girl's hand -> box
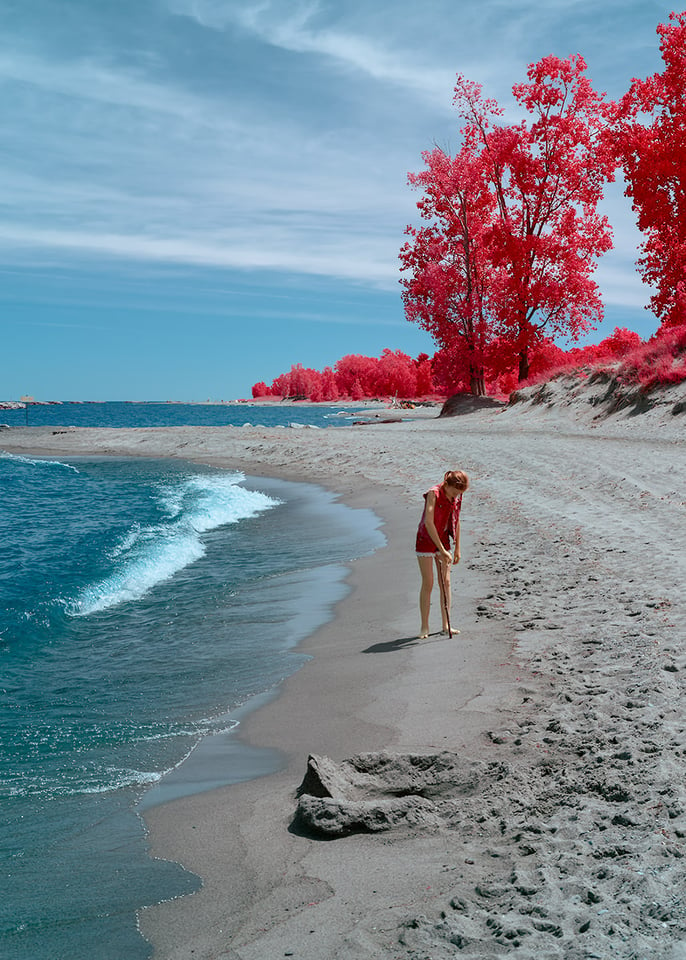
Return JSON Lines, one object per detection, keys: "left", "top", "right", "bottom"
{"left": 453, "top": 550, "right": 461, "bottom": 564}
{"left": 440, "top": 548, "right": 452, "bottom": 565}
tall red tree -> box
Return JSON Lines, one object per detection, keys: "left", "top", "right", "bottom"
{"left": 458, "top": 55, "right": 615, "bottom": 379}
{"left": 374, "top": 348, "right": 419, "bottom": 397}
{"left": 403, "top": 55, "right": 615, "bottom": 388}
{"left": 400, "top": 145, "right": 496, "bottom": 395}
{"left": 613, "top": 10, "right": 686, "bottom": 328}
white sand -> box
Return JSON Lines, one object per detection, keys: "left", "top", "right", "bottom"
{"left": 3, "top": 382, "right": 685, "bottom": 959}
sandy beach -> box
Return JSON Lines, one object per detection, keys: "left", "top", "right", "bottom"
{"left": 3, "top": 380, "right": 686, "bottom": 959}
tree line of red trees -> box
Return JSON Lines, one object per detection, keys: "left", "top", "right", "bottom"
{"left": 252, "top": 323, "right": 686, "bottom": 400}
{"left": 253, "top": 11, "right": 686, "bottom": 401}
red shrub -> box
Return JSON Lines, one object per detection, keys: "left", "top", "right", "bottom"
{"left": 616, "top": 323, "right": 686, "bottom": 388}
{"left": 270, "top": 364, "right": 323, "bottom": 398}
{"left": 320, "top": 367, "right": 339, "bottom": 401}
{"left": 350, "top": 378, "right": 365, "bottom": 400}
{"left": 374, "top": 349, "right": 418, "bottom": 398}
{"left": 251, "top": 381, "right": 272, "bottom": 398}
{"left": 430, "top": 346, "right": 471, "bottom": 395}
{"left": 415, "top": 354, "right": 434, "bottom": 395}
{"left": 259, "top": 350, "right": 438, "bottom": 401}
{"left": 334, "top": 355, "right": 379, "bottom": 397}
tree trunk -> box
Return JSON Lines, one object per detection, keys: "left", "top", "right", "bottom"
{"left": 470, "top": 367, "right": 486, "bottom": 396}
{"left": 518, "top": 350, "right": 530, "bottom": 382}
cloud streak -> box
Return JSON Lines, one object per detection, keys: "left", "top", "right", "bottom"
{"left": 225, "top": 1, "right": 457, "bottom": 105}
{"left": 0, "top": 222, "right": 401, "bottom": 286}
{"left": 0, "top": 0, "right": 665, "bottom": 300}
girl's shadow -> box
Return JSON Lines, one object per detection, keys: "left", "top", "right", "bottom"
{"left": 362, "top": 632, "right": 445, "bottom": 653}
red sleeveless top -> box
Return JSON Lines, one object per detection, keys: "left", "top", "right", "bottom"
{"left": 415, "top": 484, "right": 462, "bottom": 553}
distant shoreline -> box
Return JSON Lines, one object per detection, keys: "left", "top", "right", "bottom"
{"left": 1, "top": 396, "right": 438, "bottom": 409}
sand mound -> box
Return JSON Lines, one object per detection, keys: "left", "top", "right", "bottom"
{"left": 295, "top": 752, "right": 509, "bottom": 836}
{"left": 509, "top": 370, "right": 686, "bottom": 428}
{"left": 440, "top": 394, "right": 506, "bottom": 417}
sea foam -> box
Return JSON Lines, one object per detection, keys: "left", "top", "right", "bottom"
{"left": 68, "top": 472, "right": 281, "bottom": 616}
{"left": 0, "top": 450, "right": 79, "bottom": 472}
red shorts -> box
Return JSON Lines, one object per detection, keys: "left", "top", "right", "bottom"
{"left": 415, "top": 529, "right": 449, "bottom": 554}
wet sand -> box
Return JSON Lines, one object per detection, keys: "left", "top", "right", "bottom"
{"left": 3, "top": 382, "right": 685, "bottom": 959}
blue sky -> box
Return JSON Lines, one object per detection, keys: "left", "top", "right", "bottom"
{"left": 0, "top": 0, "right": 674, "bottom": 400}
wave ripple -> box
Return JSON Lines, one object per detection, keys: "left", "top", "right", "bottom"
{"left": 69, "top": 472, "right": 280, "bottom": 615}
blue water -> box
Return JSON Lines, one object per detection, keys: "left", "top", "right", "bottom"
{"left": 0, "top": 400, "right": 361, "bottom": 430}
{"left": 0, "top": 448, "right": 384, "bottom": 959}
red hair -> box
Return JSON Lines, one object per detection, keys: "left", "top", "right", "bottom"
{"left": 443, "top": 470, "right": 469, "bottom": 491}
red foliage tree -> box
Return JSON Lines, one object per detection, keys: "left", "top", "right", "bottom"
{"left": 320, "top": 366, "right": 339, "bottom": 401}
{"left": 374, "top": 349, "right": 419, "bottom": 397}
{"left": 429, "top": 344, "right": 470, "bottom": 396}
{"left": 251, "top": 381, "right": 272, "bottom": 398}
{"left": 403, "top": 55, "right": 615, "bottom": 391}
{"left": 613, "top": 10, "right": 686, "bottom": 328}
{"left": 271, "top": 363, "right": 322, "bottom": 398}
{"left": 463, "top": 55, "right": 616, "bottom": 378}
{"left": 414, "top": 353, "right": 435, "bottom": 395}
{"left": 401, "top": 144, "right": 495, "bottom": 395}
{"left": 253, "top": 350, "right": 437, "bottom": 401}
{"left": 333, "top": 354, "right": 379, "bottom": 397}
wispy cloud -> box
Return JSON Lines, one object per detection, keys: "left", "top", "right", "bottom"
{"left": 0, "top": 222, "right": 400, "bottom": 286}
{"left": 225, "top": 1, "right": 456, "bottom": 105}
{"left": 0, "top": 49, "right": 212, "bottom": 124}
{"left": 0, "top": 11, "right": 424, "bottom": 287}
{"left": 0, "top": 0, "right": 665, "bottom": 300}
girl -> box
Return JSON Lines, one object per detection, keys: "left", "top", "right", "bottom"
{"left": 415, "top": 470, "right": 469, "bottom": 638}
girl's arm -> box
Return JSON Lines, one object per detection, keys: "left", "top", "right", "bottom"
{"left": 453, "top": 518, "right": 461, "bottom": 564}
{"left": 423, "top": 491, "right": 452, "bottom": 562}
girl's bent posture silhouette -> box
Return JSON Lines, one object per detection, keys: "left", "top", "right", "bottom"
{"left": 415, "top": 470, "right": 469, "bottom": 638}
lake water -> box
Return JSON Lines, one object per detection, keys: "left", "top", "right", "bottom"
{"left": 0, "top": 434, "right": 384, "bottom": 959}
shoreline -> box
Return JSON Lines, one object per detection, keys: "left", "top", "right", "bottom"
{"left": 137, "top": 475, "right": 384, "bottom": 814}
{"left": 138, "top": 482, "right": 518, "bottom": 960}
{"left": 3, "top": 401, "right": 685, "bottom": 959}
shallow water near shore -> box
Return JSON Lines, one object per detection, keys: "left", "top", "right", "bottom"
{"left": 0, "top": 452, "right": 384, "bottom": 960}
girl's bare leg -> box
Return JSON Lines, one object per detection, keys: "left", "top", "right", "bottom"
{"left": 417, "top": 556, "right": 435, "bottom": 638}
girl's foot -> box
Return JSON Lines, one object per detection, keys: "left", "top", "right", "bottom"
{"left": 442, "top": 627, "right": 460, "bottom": 636}
{"left": 418, "top": 629, "right": 429, "bottom": 639}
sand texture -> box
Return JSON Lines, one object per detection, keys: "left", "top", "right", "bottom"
{"left": 3, "top": 382, "right": 686, "bottom": 959}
